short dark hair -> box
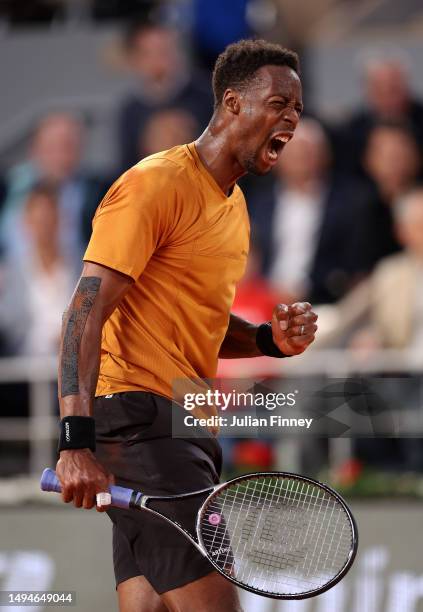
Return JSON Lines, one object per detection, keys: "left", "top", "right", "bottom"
{"left": 370, "top": 118, "right": 415, "bottom": 138}
{"left": 366, "top": 118, "right": 420, "bottom": 150}
{"left": 212, "top": 39, "right": 300, "bottom": 107}
{"left": 124, "top": 17, "right": 174, "bottom": 51}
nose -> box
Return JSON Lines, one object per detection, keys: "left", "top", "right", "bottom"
{"left": 283, "top": 106, "right": 300, "bottom": 129}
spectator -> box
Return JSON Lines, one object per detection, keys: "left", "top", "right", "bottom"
{"left": 138, "top": 108, "right": 199, "bottom": 158}
{"left": 248, "top": 118, "right": 360, "bottom": 305}
{"left": 118, "top": 19, "right": 213, "bottom": 170}
{"left": 315, "top": 186, "right": 423, "bottom": 472}
{"left": 316, "top": 186, "right": 423, "bottom": 351}
{"left": 0, "top": 112, "right": 106, "bottom": 266}
{"left": 0, "top": 183, "right": 74, "bottom": 356}
{"left": 335, "top": 54, "right": 423, "bottom": 175}
{"left": 191, "top": 0, "right": 251, "bottom": 70}
{"left": 349, "top": 121, "right": 421, "bottom": 277}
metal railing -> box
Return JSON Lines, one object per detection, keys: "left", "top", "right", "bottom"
{"left": 0, "top": 349, "right": 421, "bottom": 498}
{"left": 0, "top": 356, "right": 57, "bottom": 479}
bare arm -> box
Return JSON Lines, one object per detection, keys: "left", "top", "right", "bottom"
{"left": 218, "top": 314, "right": 261, "bottom": 358}
{"left": 56, "top": 261, "right": 132, "bottom": 510}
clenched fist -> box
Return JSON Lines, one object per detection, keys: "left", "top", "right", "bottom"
{"left": 56, "top": 449, "right": 114, "bottom": 512}
{"left": 271, "top": 302, "right": 318, "bottom": 356}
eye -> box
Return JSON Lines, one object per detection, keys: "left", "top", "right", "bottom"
{"left": 270, "top": 100, "right": 286, "bottom": 110}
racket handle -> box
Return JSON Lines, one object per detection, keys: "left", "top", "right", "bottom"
{"left": 40, "top": 468, "right": 62, "bottom": 493}
{"left": 40, "top": 468, "right": 135, "bottom": 509}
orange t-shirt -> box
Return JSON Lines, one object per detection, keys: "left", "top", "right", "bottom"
{"left": 84, "top": 143, "right": 250, "bottom": 401}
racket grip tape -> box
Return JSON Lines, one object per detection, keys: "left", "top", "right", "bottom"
{"left": 40, "top": 468, "right": 135, "bottom": 509}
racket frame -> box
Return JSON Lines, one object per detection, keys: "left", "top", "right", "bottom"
{"left": 129, "top": 486, "right": 213, "bottom": 556}
{"left": 129, "top": 471, "right": 358, "bottom": 600}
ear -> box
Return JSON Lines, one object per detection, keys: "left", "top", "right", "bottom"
{"left": 222, "top": 89, "right": 241, "bottom": 115}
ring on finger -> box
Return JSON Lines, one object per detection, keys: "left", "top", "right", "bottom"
{"left": 96, "top": 492, "right": 111, "bottom": 507}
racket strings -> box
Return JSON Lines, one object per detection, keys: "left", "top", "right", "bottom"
{"left": 199, "top": 475, "right": 354, "bottom": 596}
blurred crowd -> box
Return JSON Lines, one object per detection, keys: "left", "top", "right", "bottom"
{"left": 1, "top": 19, "right": 422, "bottom": 358}
{"left": 1, "top": 15, "right": 423, "bottom": 476}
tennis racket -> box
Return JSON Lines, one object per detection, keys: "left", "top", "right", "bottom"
{"left": 41, "top": 469, "right": 358, "bottom": 600}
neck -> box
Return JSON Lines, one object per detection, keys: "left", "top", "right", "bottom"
{"left": 195, "top": 113, "right": 246, "bottom": 195}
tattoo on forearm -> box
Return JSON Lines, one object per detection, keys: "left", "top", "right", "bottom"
{"left": 60, "top": 277, "right": 101, "bottom": 397}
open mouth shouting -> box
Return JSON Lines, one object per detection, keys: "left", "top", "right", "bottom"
{"left": 265, "top": 131, "right": 293, "bottom": 165}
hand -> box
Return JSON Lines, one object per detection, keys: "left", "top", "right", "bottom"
{"left": 56, "top": 449, "right": 114, "bottom": 512}
{"left": 271, "top": 302, "right": 318, "bottom": 356}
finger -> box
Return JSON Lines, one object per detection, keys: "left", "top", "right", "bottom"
{"left": 95, "top": 473, "right": 115, "bottom": 512}
{"left": 82, "top": 485, "right": 96, "bottom": 510}
{"left": 93, "top": 476, "right": 112, "bottom": 512}
{"left": 272, "top": 304, "right": 289, "bottom": 340}
{"left": 61, "top": 485, "right": 73, "bottom": 504}
{"left": 96, "top": 492, "right": 111, "bottom": 505}
{"left": 95, "top": 474, "right": 115, "bottom": 511}
{"left": 289, "top": 302, "right": 312, "bottom": 316}
{"left": 286, "top": 324, "right": 318, "bottom": 338}
{"left": 287, "top": 333, "right": 316, "bottom": 348}
{"left": 95, "top": 488, "right": 112, "bottom": 513}
{"left": 93, "top": 476, "right": 111, "bottom": 495}
{"left": 289, "top": 312, "right": 318, "bottom": 327}
{"left": 72, "top": 484, "right": 84, "bottom": 508}
{"left": 57, "top": 468, "right": 73, "bottom": 504}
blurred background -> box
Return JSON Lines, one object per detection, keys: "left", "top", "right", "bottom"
{"left": 0, "top": 1, "right": 422, "bottom": 611}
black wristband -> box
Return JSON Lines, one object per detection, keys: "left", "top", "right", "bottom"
{"left": 58, "top": 416, "right": 96, "bottom": 453}
{"left": 256, "top": 322, "right": 291, "bottom": 358}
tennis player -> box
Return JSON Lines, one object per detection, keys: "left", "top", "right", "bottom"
{"left": 56, "top": 39, "right": 318, "bottom": 612}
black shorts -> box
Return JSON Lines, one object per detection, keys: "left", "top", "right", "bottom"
{"left": 93, "top": 391, "right": 222, "bottom": 594}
